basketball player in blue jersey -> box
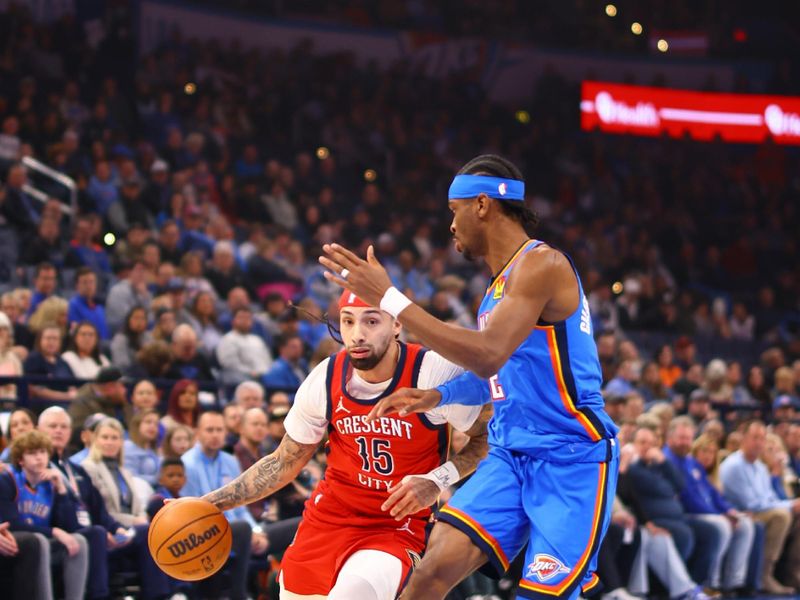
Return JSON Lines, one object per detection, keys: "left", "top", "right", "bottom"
{"left": 320, "top": 154, "right": 620, "bottom": 600}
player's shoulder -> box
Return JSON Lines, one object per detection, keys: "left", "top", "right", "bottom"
{"left": 511, "top": 243, "right": 572, "bottom": 289}
{"left": 520, "top": 242, "right": 570, "bottom": 271}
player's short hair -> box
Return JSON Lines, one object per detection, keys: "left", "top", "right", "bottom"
{"left": 457, "top": 154, "right": 538, "bottom": 229}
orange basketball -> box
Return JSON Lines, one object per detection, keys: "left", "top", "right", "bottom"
{"left": 148, "top": 497, "right": 232, "bottom": 581}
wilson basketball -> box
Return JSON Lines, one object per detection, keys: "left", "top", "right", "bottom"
{"left": 148, "top": 497, "right": 232, "bottom": 581}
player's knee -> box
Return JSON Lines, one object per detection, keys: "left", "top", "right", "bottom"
{"left": 411, "top": 553, "right": 461, "bottom": 589}
{"left": 328, "top": 573, "right": 380, "bottom": 600}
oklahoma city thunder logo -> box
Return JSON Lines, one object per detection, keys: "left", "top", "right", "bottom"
{"left": 526, "top": 553, "right": 570, "bottom": 582}
{"left": 498, "top": 182, "right": 507, "bottom": 196}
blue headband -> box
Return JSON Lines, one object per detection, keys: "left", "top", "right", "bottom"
{"left": 448, "top": 174, "right": 525, "bottom": 202}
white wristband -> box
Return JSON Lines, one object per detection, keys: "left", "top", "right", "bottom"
{"left": 403, "top": 461, "right": 460, "bottom": 492}
{"left": 379, "top": 286, "right": 413, "bottom": 318}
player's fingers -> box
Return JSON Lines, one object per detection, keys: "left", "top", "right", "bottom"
{"left": 319, "top": 255, "right": 352, "bottom": 277}
{"left": 381, "top": 484, "right": 408, "bottom": 512}
{"left": 366, "top": 244, "right": 380, "bottom": 266}
{"left": 390, "top": 494, "right": 420, "bottom": 520}
{"left": 321, "top": 268, "right": 351, "bottom": 290}
{"left": 397, "top": 394, "right": 432, "bottom": 416}
{"left": 366, "top": 394, "right": 408, "bottom": 422}
{"left": 327, "top": 243, "right": 364, "bottom": 267}
{"left": 321, "top": 244, "right": 361, "bottom": 271}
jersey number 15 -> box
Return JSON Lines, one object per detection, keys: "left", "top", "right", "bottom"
{"left": 355, "top": 437, "right": 394, "bottom": 475}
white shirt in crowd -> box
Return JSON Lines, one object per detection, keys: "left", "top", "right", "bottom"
{"left": 216, "top": 330, "right": 273, "bottom": 377}
{"left": 61, "top": 351, "right": 110, "bottom": 380}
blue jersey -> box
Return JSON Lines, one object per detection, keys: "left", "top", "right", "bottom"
{"left": 478, "top": 240, "right": 617, "bottom": 462}
{"left": 14, "top": 469, "right": 55, "bottom": 528}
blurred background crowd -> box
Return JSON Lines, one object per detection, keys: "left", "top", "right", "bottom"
{"left": 0, "top": 1, "right": 799, "bottom": 599}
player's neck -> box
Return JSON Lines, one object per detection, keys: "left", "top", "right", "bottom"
{"left": 485, "top": 229, "right": 531, "bottom": 275}
{"left": 357, "top": 341, "right": 400, "bottom": 384}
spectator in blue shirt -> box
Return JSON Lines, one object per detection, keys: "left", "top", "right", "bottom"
{"left": 123, "top": 409, "right": 161, "bottom": 486}
{"left": 720, "top": 420, "right": 800, "bottom": 593}
{"left": 262, "top": 333, "right": 309, "bottom": 394}
{"left": 26, "top": 262, "right": 58, "bottom": 316}
{"left": 64, "top": 215, "right": 112, "bottom": 274}
{"left": 181, "top": 412, "right": 268, "bottom": 600}
{"left": 67, "top": 267, "right": 109, "bottom": 340}
{"left": 787, "top": 424, "right": 800, "bottom": 485}
{"left": 665, "top": 416, "right": 755, "bottom": 593}
{"left": 604, "top": 359, "right": 637, "bottom": 397}
{"left": 86, "top": 160, "right": 119, "bottom": 216}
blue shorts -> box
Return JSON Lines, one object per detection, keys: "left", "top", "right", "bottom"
{"left": 438, "top": 444, "right": 618, "bottom": 600}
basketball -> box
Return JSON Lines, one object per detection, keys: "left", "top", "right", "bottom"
{"left": 148, "top": 497, "right": 232, "bottom": 581}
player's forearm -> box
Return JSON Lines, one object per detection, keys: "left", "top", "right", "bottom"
{"left": 398, "top": 305, "right": 503, "bottom": 377}
{"left": 450, "top": 432, "right": 488, "bottom": 479}
{"left": 203, "top": 435, "right": 316, "bottom": 511}
{"left": 450, "top": 405, "right": 492, "bottom": 478}
{"left": 437, "top": 371, "right": 490, "bottom": 406}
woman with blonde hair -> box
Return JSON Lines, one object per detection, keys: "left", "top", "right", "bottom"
{"left": 646, "top": 402, "right": 674, "bottom": 443}
{"left": 161, "top": 423, "right": 194, "bottom": 459}
{"left": 28, "top": 295, "right": 69, "bottom": 337}
{"left": 123, "top": 409, "right": 161, "bottom": 486}
{"left": 81, "top": 418, "right": 148, "bottom": 527}
{"left": 692, "top": 433, "right": 723, "bottom": 489}
{"left": 0, "top": 311, "right": 22, "bottom": 399}
{"left": 762, "top": 433, "right": 795, "bottom": 500}
{"left": 80, "top": 418, "right": 172, "bottom": 600}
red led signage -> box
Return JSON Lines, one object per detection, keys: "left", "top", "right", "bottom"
{"left": 581, "top": 81, "right": 800, "bottom": 144}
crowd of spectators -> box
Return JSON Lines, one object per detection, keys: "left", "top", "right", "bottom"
{"left": 0, "top": 3, "right": 799, "bottom": 599}
{"left": 191, "top": 0, "right": 800, "bottom": 67}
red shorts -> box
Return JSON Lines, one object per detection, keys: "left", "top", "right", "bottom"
{"left": 280, "top": 487, "right": 428, "bottom": 596}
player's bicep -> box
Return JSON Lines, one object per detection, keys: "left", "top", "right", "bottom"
{"left": 480, "top": 252, "right": 558, "bottom": 368}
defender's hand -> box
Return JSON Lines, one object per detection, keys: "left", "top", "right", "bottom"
{"left": 366, "top": 388, "right": 442, "bottom": 423}
{"left": 319, "top": 244, "right": 393, "bottom": 306}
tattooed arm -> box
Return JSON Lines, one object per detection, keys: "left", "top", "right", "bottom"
{"left": 449, "top": 402, "right": 491, "bottom": 479}
{"left": 382, "top": 403, "right": 492, "bottom": 520}
{"left": 203, "top": 434, "right": 318, "bottom": 511}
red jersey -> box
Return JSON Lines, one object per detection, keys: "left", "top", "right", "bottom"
{"left": 319, "top": 342, "right": 450, "bottom": 523}
{"left": 280, "top": 342, "right": 478, "bottom": 596}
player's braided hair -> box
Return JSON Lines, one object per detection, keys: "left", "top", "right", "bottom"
{"left": 457, "top": 154, "right": 539, "bottom": 230}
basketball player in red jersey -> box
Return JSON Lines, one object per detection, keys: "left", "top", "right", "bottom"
{"left": 201, "top": 290, "right": 491, "bottom": 599}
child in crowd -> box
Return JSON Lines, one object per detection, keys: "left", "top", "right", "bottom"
{"left": 147, "top": 457, "right": 186, "bottom": 520}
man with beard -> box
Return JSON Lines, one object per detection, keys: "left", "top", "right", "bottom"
{"left": 321, "top": 154, "right": 619, "bottom": 600}
{"left": 198, "top": 290, "right": 491, "bottom": 599}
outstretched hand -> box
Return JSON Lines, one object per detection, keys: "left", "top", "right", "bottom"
{"left": 366, "top": 388, "right": 442, "bottom": 423}
{"left": 319, "top": 243, "right": 393, "bottom": 306}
